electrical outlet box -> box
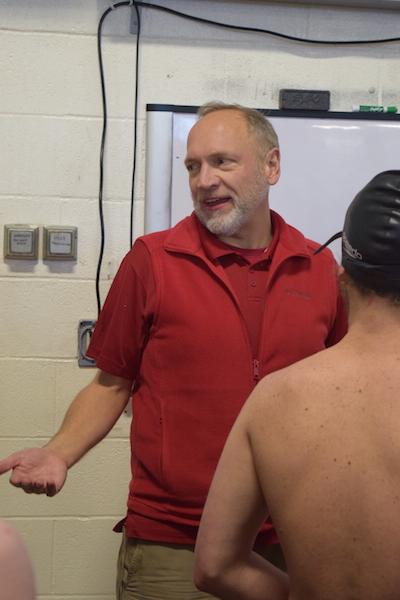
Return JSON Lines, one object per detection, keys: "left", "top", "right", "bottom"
{"left": 4, "top": 224, "right": 39, "bottom": 260}
{"left": 279, "top": 89, "right": 330, "bottom": 111}
{"left": 78, "top": 320, "right": 97, "bottom": 367}
{"left": 43, "top": 226, "right": 77, "bottom": 261}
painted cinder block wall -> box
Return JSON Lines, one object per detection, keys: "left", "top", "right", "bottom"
{"left": 0, "top": 1, "right": 399, "bottom": 597}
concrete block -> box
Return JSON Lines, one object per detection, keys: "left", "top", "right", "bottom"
{"left": 0, "top": 115, "right": 134, "bottom": 200}
{"left": 0, "top": 0, "right": 132, "bottom": 36}
{"left": 0, "top": 196, "right": 60, "bottom": 225}
{"left": 0, "top": 278, "right": 96, "bottom": 358}
{"left": 0, "top": 29, "right": 136, "bottom": 118}
{"left": 131, "top": 197, "right": 145, "bottom": 241}
{"left": 53, "top": 518, "right": 121, "bottom": 594}
{"left": 89, "top": 199, "right": 133, "bottom": 275}
{"left": 7, "top": 518, "right": 53, "bottom": 595}
{"left": 139, "top": 41, "right": 279, "bottom": 108}
{"left": 0, "top": 358, "right": 57, "bottom": 436}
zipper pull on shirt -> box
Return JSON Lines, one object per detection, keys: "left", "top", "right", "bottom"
{"left": 253, "top": 358, "right": 260, "bottom": 381}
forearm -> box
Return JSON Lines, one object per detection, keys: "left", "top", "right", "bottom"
{"left": 45, "top": 370, "right": 131, "bottom": 468}
{"left": 202, "top": 551, "right": 289, "bottom": 600}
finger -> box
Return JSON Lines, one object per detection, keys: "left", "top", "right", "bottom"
{"left": 10, "top": 474, "right": 40, "bottom": 491}
{"left": 46, "top": 483, "right": 58, "bottom": 497}
{"left": 0, "top": 454, "right": 20, "bottom": 475}
{"left": 9, "top": 472, "right": 29, "bottom": 488}
{"left": 30, "top": 481, "right": 46, "bottom": 494}
{"left": 19, "top": 482, "right": 47, "bottom": 495}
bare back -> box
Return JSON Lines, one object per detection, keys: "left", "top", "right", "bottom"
{"left": 249, "top": 339, "right": 400, "bottom": 600}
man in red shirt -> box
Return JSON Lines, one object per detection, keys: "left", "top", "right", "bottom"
{"left": 0, "top": 102, "right": 346, "bottom": 599}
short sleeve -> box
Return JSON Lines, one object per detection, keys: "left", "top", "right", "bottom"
{"left": 87, "top": 240, "right": 156, "bottom": 380}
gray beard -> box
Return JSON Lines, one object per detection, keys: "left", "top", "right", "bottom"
{"left": 195, "top": 203, "right": 251, "bottom": 237}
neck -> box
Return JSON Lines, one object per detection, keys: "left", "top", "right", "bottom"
{"left": 346, "top": 293, "right": 400, "bottom": 350}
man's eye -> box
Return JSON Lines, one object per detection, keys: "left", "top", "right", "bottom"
{"left": 186, "top": 163, "right": 197, "bottom": 173}
{"left": 215, "top": 158, "right": 231, "bottom": 167}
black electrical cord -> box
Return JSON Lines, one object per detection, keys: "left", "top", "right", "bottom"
{"left": 135, "top": 0, "right": 400, "bottom": 45}
{"left": 131, "top": 2, "right": 141, "bottom": 247}
{"left": 95, "top": 0, "right": 399, "bottom": 316}
{"left": 96, "top": 1, "right": 141, "bottom": 317}
{"left": 95, "top": 6, "right": 110, "bottom": 317}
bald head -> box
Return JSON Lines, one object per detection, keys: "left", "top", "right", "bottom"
{"left": 196, "top": 101, "right": 279, "bottom": 160}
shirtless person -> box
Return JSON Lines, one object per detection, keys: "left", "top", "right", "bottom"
{"left": 0, "top": 520, "right": 36, "bottom": 600}
{"left": 194, "top": 170, "right": 400, "bottom": 600}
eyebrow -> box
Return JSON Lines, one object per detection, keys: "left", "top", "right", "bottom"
{"left": 185, "top": 152, "right": 236, "bottom": 164}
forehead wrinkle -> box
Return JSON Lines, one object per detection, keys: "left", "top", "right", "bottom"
{"left": 187, "top": 114, "right": 253, "bottom": 160}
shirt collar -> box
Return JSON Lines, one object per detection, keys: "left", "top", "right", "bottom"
{"left": 195, "top": 212, "right": 280, "bottom": 264}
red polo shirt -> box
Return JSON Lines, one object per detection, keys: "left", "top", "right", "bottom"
{"left": 199, "top": 214, "right": 280, "bottom": 357}
{"left": 88, "top": 211, "right": 347, "bottom": 546}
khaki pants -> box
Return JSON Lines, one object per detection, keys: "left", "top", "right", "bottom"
{"left": 116, "top": 535, "right": 214, "bottom": 599}
{"left": 116, "top": 534, "right": 286, "bottom": 600}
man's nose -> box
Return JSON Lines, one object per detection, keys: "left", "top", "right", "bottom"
{"left": 197, "top": 164, "right": 219, "bottom": 189}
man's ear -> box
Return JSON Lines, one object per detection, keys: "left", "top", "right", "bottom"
{"left": 265, "top": 148, "right": 280, "bottom": 185}
{"left": 338, "top": 267, "right": 354, "bottom": 290}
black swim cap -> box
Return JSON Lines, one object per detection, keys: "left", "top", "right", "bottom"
{"left": 315, "top": 170, "right": 400, "bottom": 294}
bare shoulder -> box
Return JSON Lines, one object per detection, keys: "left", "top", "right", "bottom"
{"left": 244, "top": 346, "right": 341, "bottom": 427}
{"left": 0, "top": 520, "right": 32, "bottom": 567}
{"left": 0, "top": 521, "right": 35, "bottom": 599}
{"left": 0, "top": 520, "right": 24, "bottom": 556}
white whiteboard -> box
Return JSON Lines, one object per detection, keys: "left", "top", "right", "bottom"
{"left": 145, "top": 106, "right": 400, "bottom": 259}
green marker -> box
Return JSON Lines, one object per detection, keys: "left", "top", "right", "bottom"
{"left": 352, "top": 105, "right": 398, "bottom": 113}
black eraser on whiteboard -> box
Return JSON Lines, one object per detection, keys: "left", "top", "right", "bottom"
{"left": 279, "top": 89, "right": 330, "bottom": 111}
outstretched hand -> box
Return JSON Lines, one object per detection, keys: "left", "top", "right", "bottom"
{"left": 0, "top": 447, "right": 68, "bottom": 497}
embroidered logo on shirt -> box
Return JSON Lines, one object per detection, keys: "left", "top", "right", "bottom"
{"left": 284, "top": 289, "right": 311, "bottom": 300}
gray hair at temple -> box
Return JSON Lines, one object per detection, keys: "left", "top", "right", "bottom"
{"left": 197, "top": 101, "right": 279, "bottom": 159}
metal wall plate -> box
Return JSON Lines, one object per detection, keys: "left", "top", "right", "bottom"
{"left": 4, "top": 224, "right": 39, "bottom": 260}
{"left": 78, "top": 320, "right": 97, "bottom": 367}
{"left": 43, "top": 226, "right": 77, "bottom": 261}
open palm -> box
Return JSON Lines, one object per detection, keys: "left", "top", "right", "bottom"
{"left": 0, "top": 447, "right": 67, "bottom": 497}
